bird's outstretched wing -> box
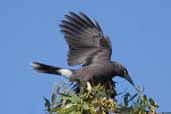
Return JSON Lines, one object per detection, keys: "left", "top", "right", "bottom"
{"left": 60, "top": 12, "right": 112, "bottom": 66}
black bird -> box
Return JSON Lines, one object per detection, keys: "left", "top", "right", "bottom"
{"left": 31, "top": 12, "right": 134, "bottom": 90}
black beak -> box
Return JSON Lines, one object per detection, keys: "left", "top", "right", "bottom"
{"left": 124, "top": 74, "right": 135, "bottom": 86}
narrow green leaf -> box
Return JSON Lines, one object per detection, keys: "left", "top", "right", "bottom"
{"left": 148, "top": 98, "right": 156, "bottom": 106}
{"left": 128, "top": 93, "right": 138, "bottom": 102}
{"left": 51, "top": 93, "right": 56, "bottom": 106}
{"left": 68, "top": 91, "right": 80, "bottom": 103}
{"left": 61, "top": 104, "right": 78, "bottom": 114}
{"left": 44, "top": 97, "right": 51, "bottom": 112}
{"left": 142, "top": 94, "right": 147, "bottom": 105}
{"left": 124, "top": 93, "right": 130, "bottom": 106}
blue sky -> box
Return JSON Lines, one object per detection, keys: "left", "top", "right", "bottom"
{"left": 0, "top": 0, "right": 171, "bottom": 113}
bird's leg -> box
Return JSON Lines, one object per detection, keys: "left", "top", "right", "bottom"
{"left": 86, "top": 81, "right": 92, "bottom": 92}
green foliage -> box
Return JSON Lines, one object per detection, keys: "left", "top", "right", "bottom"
{"left": 44, "top": 83, "right": 158, "bottom": 114}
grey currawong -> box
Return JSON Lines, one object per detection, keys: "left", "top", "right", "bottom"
{"left": 31, "top": 12, "right": 135, "bottom": 93}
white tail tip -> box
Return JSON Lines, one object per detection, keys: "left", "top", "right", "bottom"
{"left": 30, "top": 62, "right": 40, "bottom": 68}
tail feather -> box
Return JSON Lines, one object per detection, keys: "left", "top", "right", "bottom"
{"left": 31, "top": 62, "right": 73, "bottom": 78}
{"left": 31, "top": 62, "right": 62, "bottom": 75}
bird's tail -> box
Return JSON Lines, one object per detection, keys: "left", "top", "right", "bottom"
{"left": 31, "top": 62, "right": 73, "bottom": 78}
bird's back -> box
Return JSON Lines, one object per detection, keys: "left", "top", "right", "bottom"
{"left": 75, "top": 63, "right": 114, "bottom": 83}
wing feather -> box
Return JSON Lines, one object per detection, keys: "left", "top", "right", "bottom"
{"left": 60, "top": 12, "right": 112, "bottom": 66}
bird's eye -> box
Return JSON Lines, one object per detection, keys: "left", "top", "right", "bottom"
{"left": 123, "top": 70, "right": 127, "bottom": 74}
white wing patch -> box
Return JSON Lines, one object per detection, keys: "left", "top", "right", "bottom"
{"left": 58, "top": 69, "right": 72, "bottom": 78}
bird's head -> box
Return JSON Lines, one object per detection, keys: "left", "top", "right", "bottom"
{"left": 111, "top": 61, "right": 135, "bottom": 86}
{"left": 120, "top": 67, "right": 134, "bottom": 86}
